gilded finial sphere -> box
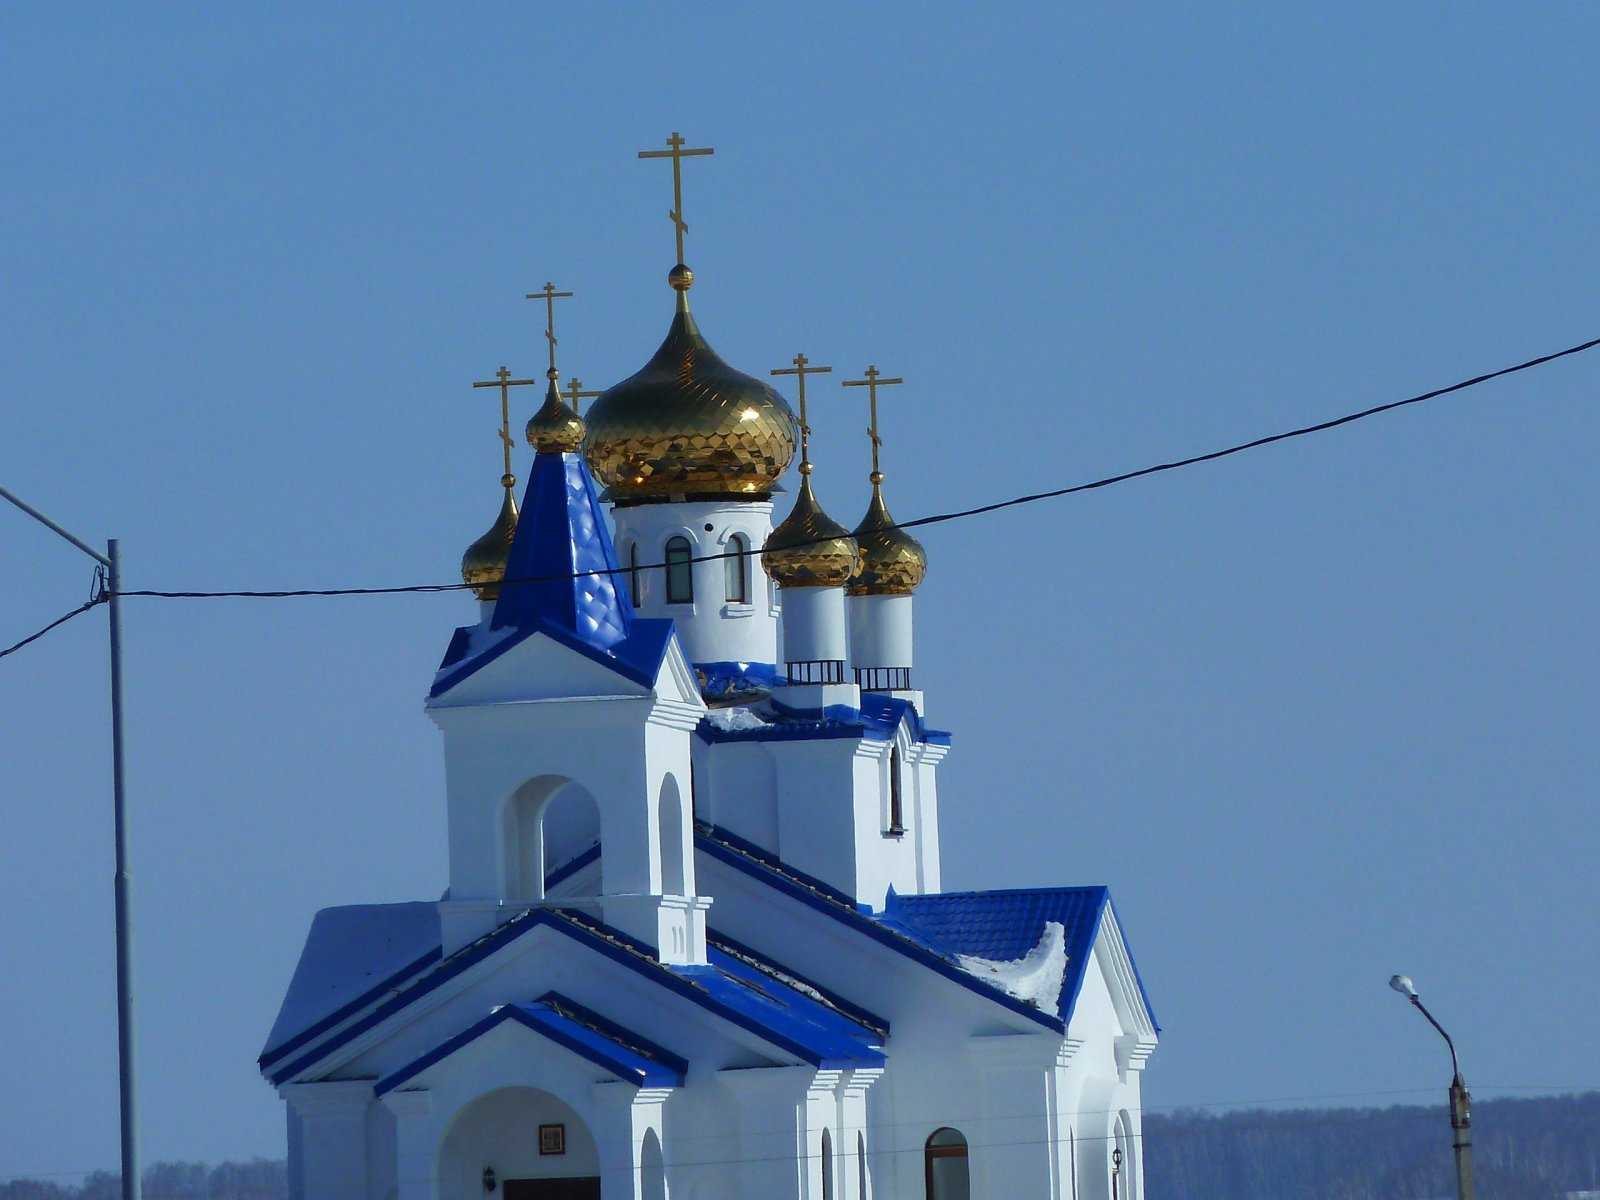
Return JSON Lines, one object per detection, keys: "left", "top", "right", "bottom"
{"left": 668, "top": 263, "right": 694, "bottom": 291}
{"left": 583, "top": 305, "right": 797, "bottom": 501}
{"left": 848, "top": 484, "right": 926, "bottom": 596}
{"left": 762, "top": 475, "right": 861, "bottom": 590}
{"left": 526, "top": 378, "right": 587, "bottom": 454}
{"left": 461, "top": 488, "right": 519, "bottom": 601}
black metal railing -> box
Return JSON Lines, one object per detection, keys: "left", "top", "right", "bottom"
{"left": 855, "top": 666, "right": 912, "bottom": 691}
{"left": 785, "top": 659, "right": 846, "bottom": 685}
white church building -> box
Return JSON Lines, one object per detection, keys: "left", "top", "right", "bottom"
{"left": 259, "top": 137, "right": 1159, "bottom": 1200}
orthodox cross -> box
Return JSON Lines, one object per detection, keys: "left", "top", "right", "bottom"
{"left": 524, "top": 281, "right": 574, "bottom": 377}
{"left": 841, "top": 365, "right": 905, "bottom": 482}
{"left": 471, "top": 366, "right": 538, "bottom": 487}
{"left": 637, "top": 131, "right": 714, "bottom": 265}
{"left": 770, "top": 353, "right": 832, "bottom": 474}
{"left": 564, "top": 376, "right": 604, "bottom": 418}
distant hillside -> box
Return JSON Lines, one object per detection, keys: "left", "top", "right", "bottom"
{"left": 3, "top": 1093, "right": 1595, "bottom": 1198}
{"left": 1145, "top": 1091, "right": 1600, "bottom": 1200}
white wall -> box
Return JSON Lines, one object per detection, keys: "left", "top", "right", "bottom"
{"left": 613, "top": 499, "right": 777, "bottom": 666}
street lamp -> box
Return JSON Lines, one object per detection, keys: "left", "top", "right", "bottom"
{"left": 1, "top": 485, "right": 140, "bottom": 1200}
{"left": 1389, "top": 974, "right": 1473, "bottom": 1200}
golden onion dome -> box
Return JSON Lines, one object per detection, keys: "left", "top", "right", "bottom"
{"left": 848, "top": 482, "right": 926, "bottom": 596}
{"left": 583, "top": 278, "right": 797, "bottom": 500}
{"left": 526, "top": 373, "right": 587, "bottom": 454}
{"left": 461, "top": 484, "right": 519, "bottom": 600}
{"left": 761, "top": 473, "right": 861, "bottom": 589}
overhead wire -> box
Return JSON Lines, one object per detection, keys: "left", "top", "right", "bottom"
{"left": 104, "top": 332, "right": 1600, "bottom": 603}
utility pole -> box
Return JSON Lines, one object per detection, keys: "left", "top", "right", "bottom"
{"left": 1390, "top": 974, "right": 1473, "bottom": 1200}
{"left": 1, "top": 485, "right": 140, "bottom": 1200}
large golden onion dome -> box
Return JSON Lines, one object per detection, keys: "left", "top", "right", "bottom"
{"left": 762, "top": 472, "right": 861, "bottom": 589}
{"left": 526, "top": 372, "right": 587, "bottom": 454}
{"left": 583, "top": 274, "right": 797, "bottom": 501}
{"left": 461, "top": 483, "right": 519, "bottom": 600}
{"left": 849, "top": 482, "right": 926, "bottom": 596}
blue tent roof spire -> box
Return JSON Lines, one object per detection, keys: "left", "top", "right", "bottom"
{"left": 491, "top": 448, "right": 634, "bottom": 646}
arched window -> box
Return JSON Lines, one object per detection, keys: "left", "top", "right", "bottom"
{"left": 665, "top": 536, "right": 694, "bottom": 604}
{"left": 658, "top": 774, "right": 687, "bottom": 896}
{"left": 821, "top": 1128, "right": 833, "bottom": 1200}
{"left": 725, "top": 532, "right": 749, "bottom": 602}
{"left": 858, "top": 1132, "right": 870, "bottom": 1200}
{"left": 1113, "top": 1111, "right": 1136, "bottom": 1200}
{"left": 887, "top": 745, "right": 905, "bottom": 835}
{"left": 924, "top": 1128, "right": 969, "bottom": 1200}
{"left": 628, "top": 542, "right": 642, "bottom": 606}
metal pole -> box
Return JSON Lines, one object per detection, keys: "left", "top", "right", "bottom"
{"left": 1, "top": 490, "right": 137, "bottom": 1199}
{"left": 1411, "top": 995, "right": 1474, "bottom": 1200}
{"left": 108, "top": 539, "right": 141, "bottom": 1200}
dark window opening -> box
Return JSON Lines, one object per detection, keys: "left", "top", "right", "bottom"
{"left": 725, "top": 533, "right": 749, "bottom": 603}
{"left": 628, "top": 542, "right": 642, "bottom": 606}
{"left": 665, "top": 536, "right": 694, "bottom": 604}
{"left": 887, "top": 744, "right": 905, "bottom": 835}
{"left": 925, "top": 1128, "right": 969, "bottom": 1200}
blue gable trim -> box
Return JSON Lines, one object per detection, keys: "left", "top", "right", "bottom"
{"left": 374, "top": 996, "right": 685, "bottom": 1096}
{"left": 695, "top": 828, "right": 1064, "bottom": 1033}
{"left": 269, "top": 905, "right": 882, "bottom": 1086}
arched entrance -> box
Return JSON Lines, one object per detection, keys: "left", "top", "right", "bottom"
{"left": 439, "top": 1086, "right": 600, "bottom": 1200}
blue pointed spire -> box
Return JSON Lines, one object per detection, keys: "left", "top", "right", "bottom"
{"left": 492, "top": 450, "right": 634, "bottom": 645}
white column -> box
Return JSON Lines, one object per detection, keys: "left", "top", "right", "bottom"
{"left": 590, "top": 1082, "right": 672, "bottom": 1200}
{"left": 281, "top": 1080, "right": 373, "bottom": 1200}
{"left": 381, "top": 1089, "right": 439, "bottom": 1200}
{"left": 837, "top": 1069, "right": 883, "bottom": 1200}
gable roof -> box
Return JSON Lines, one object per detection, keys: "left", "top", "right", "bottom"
{"left": 431, "top": 450, "right": 677, "bottom": 698}
{"left": 880, "top": 887, "right": 1159, "bottom": 1034}
{"left": 696, "top": 825, "right": 1064, "bottom": 1032}
{"left": 261, "top": 902, "right": 883, "bottom": 1086}
{"left": 260, "top": 903, "right": 442, "bottom": 1070}
{"left": 375, "top": 992, "right": 688, "bottom": 1095}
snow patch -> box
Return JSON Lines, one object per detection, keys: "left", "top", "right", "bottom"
{"left": 702, "top": 706, "right": 768, "bottom": 732}
{"left": 956, "top": 921, "right": 1068, "bottom": 1017}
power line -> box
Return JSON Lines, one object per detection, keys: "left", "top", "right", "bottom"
{"left": 0, "top": 595, "right": 105, "bottom": 660}
{"left": 110, "top": 332, "right": 1600, "bottom": 603}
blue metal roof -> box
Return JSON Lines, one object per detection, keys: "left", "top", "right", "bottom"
{"left": 673, "top": 946, "right": 884, "bottom": 1068}
{"left": 264, "top": 901, "right": 883, "bottom": 1085}
{"left": 881, "top": 887, "right": 1160, "bottom": 1033}
{"left": 374, "top": 992, "right": 687, "bottom": 1095}
{"left": 695, "top": 692, "right": 952, "bottom": 747}
{"left": 430, "top": 450, "right": 678, "bottom": 697}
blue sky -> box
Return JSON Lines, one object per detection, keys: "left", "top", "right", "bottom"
{"left": 2, "top": 1, "right": 1597, "bottom": 1182}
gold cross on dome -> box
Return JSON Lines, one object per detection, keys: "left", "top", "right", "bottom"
{"left": 637, "top": 131, "right": 715, "bottom": 265}
{"left": 564, "top": 376, "right": 604, "bottom": 418}
{"left": 471, "top": 366, "right": 538, "bottom": 486}
{"left": 841, "top": 365, "right": 905, "bottom": 480}
{"left": 523, "top": 281, "right": 574, "bottom": 377}
{"left": 771, "top": 353, "right": 833, "bottom": 472}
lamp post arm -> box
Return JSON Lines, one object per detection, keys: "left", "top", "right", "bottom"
{"left": 0, "top": 484, "right": 113, "bottom": 567}
{"left": 1410, "top": 995, "right": 1462, "bottom": 1082}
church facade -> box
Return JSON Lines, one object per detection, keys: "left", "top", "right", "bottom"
{"left": 259, "top": 136, "right": 1158, "bottom": 1200}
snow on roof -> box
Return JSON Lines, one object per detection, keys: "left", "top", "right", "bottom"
{"left": 955, "top": 921, "right": 1069, "bottom": 1018}
{"left": 260, "top": 902, "right": 441, "bottom": 1065}
{"left": 882, "top": 887, "right": 1159, "bottom": 1031}
{"left": 695, "top": 691, "right": 951, "bottom": 746}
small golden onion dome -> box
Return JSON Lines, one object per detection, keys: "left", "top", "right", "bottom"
{"left": 761, "top": 475, "right": 861, "bottom": 589}
{"left": 526, "top": 374, "right": 587, "bottom": 454}
{"left": 848, "top": 483, "right": 926, "bottom": 596}
{"left": 461, "top": 484, "right": 519, "bottom": 600}
{"left": 583, "top": 295, "right": 797, "bottom": 500}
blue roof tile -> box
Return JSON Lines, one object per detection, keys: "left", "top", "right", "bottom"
{"left": 882, "top": 888, "right": 1159, "bottom": 1032}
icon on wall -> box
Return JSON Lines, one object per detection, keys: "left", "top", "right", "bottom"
{"left": 539, "top": 1124, "right": 566, "bottom": 1156}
